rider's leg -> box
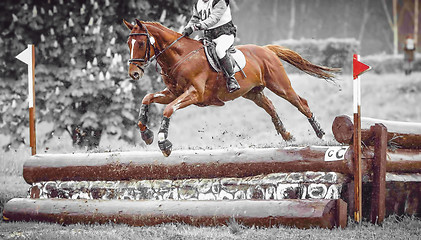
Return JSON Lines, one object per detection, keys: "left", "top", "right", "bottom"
{"left": 213, "top": 34, "right": 240, "bottom": 93}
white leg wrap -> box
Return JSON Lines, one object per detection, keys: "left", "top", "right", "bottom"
{"left": 158, "top": 132, "right": 166, "bottom": 142}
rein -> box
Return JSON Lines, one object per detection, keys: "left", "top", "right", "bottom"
{"left": 128, "top": 24, "right": 206, "bottom": 80}
{"left": 128, "top": 25, "right": 184, "bottom": 72}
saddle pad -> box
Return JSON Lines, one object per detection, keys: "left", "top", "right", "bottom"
{"left": 204, "top": 41, "right": 246, "bottom": 73}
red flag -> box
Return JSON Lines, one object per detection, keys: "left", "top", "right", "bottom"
{"left": 353, "top": 54, "right": 371, "bottom": 79}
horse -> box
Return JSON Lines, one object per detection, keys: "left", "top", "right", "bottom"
{"left": 123, "top": 19, "right": 340, "bottom": 157}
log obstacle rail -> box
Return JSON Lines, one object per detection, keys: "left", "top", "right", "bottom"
{"left": 333, "top": 115, "right": 421, "bottom": 149}
{"left": 4, "top": 198, "right": 347, "bottom": 229}
{"left": 3, "top": 115, "right": 421, "bottom": 228}
{"left": 22, "top": 146, "right": 354, "bottom": 183}
{"left": 21, "top": 146, "right": 421, "bottom": 183}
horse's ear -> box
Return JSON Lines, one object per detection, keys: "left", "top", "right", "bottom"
{"left": 135, "top": 19, "right": 144, "bottom": 29}
{"left": 123, "top": 19, "right": 134, "bottom": 30}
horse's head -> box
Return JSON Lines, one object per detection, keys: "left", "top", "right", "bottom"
{"left": 124, "top": 19, "right": 156, "bottom": 80}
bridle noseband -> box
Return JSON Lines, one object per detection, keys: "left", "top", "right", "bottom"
{"left": 128, "top": 24, "right": 184, "bottom": 73}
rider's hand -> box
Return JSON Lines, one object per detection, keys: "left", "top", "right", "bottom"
{"left": 194, "top": 23, "right": 204, "bottom": 30}
{"left": 182, "top": 26, "right": 194, "bottom": 37}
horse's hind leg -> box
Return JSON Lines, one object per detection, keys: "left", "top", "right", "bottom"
{"left": 265, "top": 73, "right": 325, "bottom": 139}
{"left": 243, "top": 88, "right": 293, "bottom": 141}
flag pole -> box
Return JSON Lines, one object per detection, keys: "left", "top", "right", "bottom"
{"left": 352, "top": 54, "right": 371, "bottom": 223}
{"left": 353, "top": 54, "right": 362, "bottom": 223}
{"left": 29, "top": 45, "right": 36, "bottom": 155}
{"left": 16, "top": 44, "right": 36, "bottom": 155}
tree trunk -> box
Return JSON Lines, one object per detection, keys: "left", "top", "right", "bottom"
{"left": 381, "top": 0, "right": 398, "bottom": 54}
{"left": 358, "top": 0, "right": 371, "bottom": 52}
{"left": 393, "top": 0, "right": 398, "bottom": 55}
{"left": 415, "top": 0, "right": 419, "bottom": 51}
{"left": 288, "top": 0, "right": 296, "bottom": 39}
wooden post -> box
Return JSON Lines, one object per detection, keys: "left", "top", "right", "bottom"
{"left": 370, "top": 123, "right": 387, "bottom": 225}
{"left": 352, "top": 54, "right": 371, "bottom": 223}
{"left": 16, "top": 44, "right": 36, "bottom": 155}
{"left": 353, "top": 110, "right": 362, "bottom": 223}
{"left": 353, "top": 54, "right": 362, "bottom": 223}
{"left": 29, "top": 45, "right": 36, "bottom": 156}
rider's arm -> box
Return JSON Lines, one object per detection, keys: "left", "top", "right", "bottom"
{"left": 185, "top": 5, "right": 201, "bottom": 29}
{"left": 199, "top": 0, "right": 227, "bottom": 30}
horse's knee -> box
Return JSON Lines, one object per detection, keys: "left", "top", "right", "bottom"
{"left": 142, "top": 93, "right": 154, "bottom": 104}
{"left": 162, "top": 106, "right": 175, "bottom": 118}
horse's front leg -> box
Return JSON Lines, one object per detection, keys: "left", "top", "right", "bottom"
{"left": 158, "top": 86, "right": 199, "bottom": 157}
{"left": 138, "top": 88, "right": 176, "bottom": 145}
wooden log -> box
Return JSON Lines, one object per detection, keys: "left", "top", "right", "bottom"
{"left": 3, "top": 198, "right": 347, "bottom": 229}
{"left": 361, "top": 148, "right": 421, "bottom": 174}
{"left": 23, "top": 147, "right": 354, "bottom": 184}
{"left": 369, "top": 124, "right": 387, "bottom": 225}
{"left": 332, "top": 115, "right": 421, "bottom": 149}
{"left": 22, "top": 146, "right": 421, "bottom": 184}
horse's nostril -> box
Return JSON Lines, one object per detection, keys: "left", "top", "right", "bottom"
{"left": 133, "top": 72, "right": 139, "bottom": 79}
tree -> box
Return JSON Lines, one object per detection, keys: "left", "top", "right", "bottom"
{"left": 0, "top": 0, "right": 194, "bottom": 150}
{"left": 382, "top": 0, "right": 399, "bottom": 55}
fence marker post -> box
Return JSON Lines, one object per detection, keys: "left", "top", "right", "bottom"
{"left": 16, "top": 44, "right": 36, "bottom": 155}
{"left": 352, "top": 54, "right": 371, "bottom": 223}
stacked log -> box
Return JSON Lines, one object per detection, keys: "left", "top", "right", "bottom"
{"left": 332, "top": 115, "right": 421, "bottom": 221}
{"left": 3, "top": 198, "right": 347, "bottom": 229}
{"left": 332, "top": 115, "right": 421, "bottom": 149}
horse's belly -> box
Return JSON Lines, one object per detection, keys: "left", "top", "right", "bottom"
{"left": 195, "top": 99, "right": 225, "bottom": 107}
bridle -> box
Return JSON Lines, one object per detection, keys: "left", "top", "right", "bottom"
{"left": 128, "top": 31, "right": 155, "bottom": 72}
{"left": 128, "top": 24, "right": 184, "bottom": 73}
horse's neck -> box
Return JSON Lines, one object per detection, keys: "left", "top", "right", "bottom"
{"left": 146, "top": 23, "right": 201, "bottom": 70}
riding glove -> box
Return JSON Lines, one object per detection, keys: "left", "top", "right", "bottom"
{"left": 182, "top": 26, "right": 194, "bottom": 36}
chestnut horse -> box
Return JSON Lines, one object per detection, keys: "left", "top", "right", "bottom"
{"left": 124, "top": 19, "right": 339, "bottom": 157}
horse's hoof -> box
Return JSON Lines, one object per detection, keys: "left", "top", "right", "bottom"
{"left": 141, "top": 129, "right": 154, "bottom": 145}
{"left": 282, "top": 131, "right": 294, "bottom": 141}
{"left": 158, "top": 139, "right": 172, "bottom": 157}
{"left": 316, "top": 130, "right": 325, "bottom": 139}
{"left": 308, "top": 115, "right": 325, "bottom": 139}
{"left": 161, "top": 148, "right": 172, "bottom": 157}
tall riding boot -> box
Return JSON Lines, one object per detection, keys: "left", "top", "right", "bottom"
{"left": 219, "top": 54, "right": 240, "bottom": 93}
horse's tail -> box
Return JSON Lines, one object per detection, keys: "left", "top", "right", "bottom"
{"left": 264, "top": 45, "right": 340, "bottom": 81}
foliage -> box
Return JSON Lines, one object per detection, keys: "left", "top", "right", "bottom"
{"left": 0, "top": 0, "right": 194, "bottom": 150}
{"left": 274, "top": 38, "right": 359, "bottom": 73}
{"left": 363, "top": 53, "right": 421, "bottom": 74}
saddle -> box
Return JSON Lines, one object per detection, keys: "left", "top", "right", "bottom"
{"left": 203, "top": 39, "right": 246, "bottom": 75}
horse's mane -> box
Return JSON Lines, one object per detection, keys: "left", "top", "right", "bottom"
{"left": 142, "top": 21, "right": 181, "bottom": 37}
{"left": 142, "top": 21, "right": 202, "bottom": 47}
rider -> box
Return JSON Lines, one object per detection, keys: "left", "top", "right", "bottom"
{"left": 182, "top": 0, "right": 241, "bottom": 93}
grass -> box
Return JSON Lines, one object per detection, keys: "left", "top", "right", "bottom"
{"left": 0, "top": 216, "right": 420, "bottom": 239}
{"left": 1, "top": 72, "right": 421, "bottom": 239}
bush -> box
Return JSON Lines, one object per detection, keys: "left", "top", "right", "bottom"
{"left": 273, "top": 38, "right": 359, "bottom": 74}
{"left": 0, "top": 0, "right": 194, "bottom": 150}
{"left": 364, "top": 53, "right": 421, "bottom": 74}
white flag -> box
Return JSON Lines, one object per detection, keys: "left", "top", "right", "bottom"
{"left": 16, "top": 45, "right": 32, "bottom": 65}
{"left": 16, "top": 45, "right": 34, "bottom": 108}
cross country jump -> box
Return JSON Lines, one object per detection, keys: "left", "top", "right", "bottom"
{"left": 124, "top": 19, "right": 340, "bottom": 156}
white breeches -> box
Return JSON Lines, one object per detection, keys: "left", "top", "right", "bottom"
{"left": 213, "top": 34, "right": 235, "bottom": 59}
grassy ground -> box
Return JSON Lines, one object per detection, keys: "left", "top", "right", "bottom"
{"left": 99, "top": 72, "right": 421, "bottom": 151}
{"left": 1, "top": 72, "right": 421, "bottom": 239}
{"left": 0, "top": 216, "right": 420, "bottom": 240}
